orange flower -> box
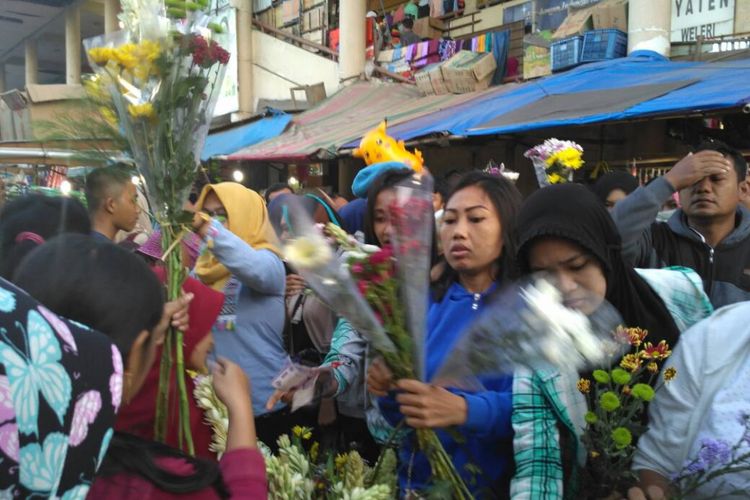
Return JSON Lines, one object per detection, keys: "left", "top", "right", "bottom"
{"left": 614, "top": 325, "right": 648, "bottom": 346}
{"left": 641, "top": 340, "right": 672, "bottom": 361}
{"left": 577, "top": 379, "right": 591, "bottom": 394}
{"left": 620, "top": 354, "right": 642, "bottom": 373}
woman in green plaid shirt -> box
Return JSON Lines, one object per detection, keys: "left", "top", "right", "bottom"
{"left": 512, "top": 185, "right": 712, "bottom": 498}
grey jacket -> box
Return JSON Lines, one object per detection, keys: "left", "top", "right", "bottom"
{"left": 611, "top": 177, "right": 750, "bottom": 308}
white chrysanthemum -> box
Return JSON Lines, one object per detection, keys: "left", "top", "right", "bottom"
{"left": 284, "top": 236, "right": 333, "bottom": 270}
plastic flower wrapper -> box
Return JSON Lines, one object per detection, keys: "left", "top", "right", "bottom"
{"left": 83, "top": 0, "right": 231, "bottom": 454}
{"left": 387, "top": 173, "right": 434, "bottom": 381}
{"left": 280, "top": 199, "right": 397, "bottom": 357}
{"left": 524, "top": 138, "right": 585, "bottom": 187}
{"left": 435, "top": 276, "right": 623, "bottom": 388}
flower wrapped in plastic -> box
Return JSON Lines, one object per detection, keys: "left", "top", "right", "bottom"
{"left": 435, "top": 277, "right": 624, "bottom": 387}
{"left": 83, "top": 0, "right": 230, "bottom": 453}
{"left": 282, "top": 187, "right": 473, "bottom": 498}
{"left": 524, "top": 138, "right": 585, "bottom": 186}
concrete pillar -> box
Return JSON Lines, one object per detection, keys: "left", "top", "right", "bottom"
{"left": 628, "top": 0, "right": 671, "bottom": 57}
{"left": 0, "top": 65, "right": 5, "bottom": 93}
{"left": 104, "top": 0, "right": 119, "bottom": 34}
{"left": 339, "top": 0, "right": 366, "bottom": 82}
{"left": 236, "top": 0, "right": 253, "bottom": 115}
{"left": 65, "top": 6, "right": 82, "bottom": 84}
{"left": 25, "top": 39, "right": 38, "bottom": 86}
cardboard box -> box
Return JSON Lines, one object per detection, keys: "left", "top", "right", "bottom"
{"left": 415, "top": 63, "right": 449, "bottom": 96}
{"left": 553, "top": 6, "right": 595, "bottom": 39}
{"left": 592, "top": 0, "right": 628, "bottom": 32}
{"left": 440, "top": 51, "right": 497, "bottom": 94}
{"left": 413, "top": 17, "right": 445, "bottom": 39}
{"left": 415, "top": 67, "right": 436, "bottom": 95}
{"left": 523, "top": 34, "right": 552, "bottom": 80}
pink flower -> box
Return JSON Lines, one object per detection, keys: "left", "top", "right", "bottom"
{"left": 110, "top": 345, "right": 123, "bottom": 412}
{"left": 38, "top": 306, "right": 77, "bottom": 353}
{"left": 69, "top": 391, "right": 102, "bottom": 447}
{"left": 351, "top": 263, "right": 365, "bottom": 275}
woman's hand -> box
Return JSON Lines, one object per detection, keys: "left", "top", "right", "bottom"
{"left": 395, "top": 379, "right": 468, "bottom": 428}
{"left": 211, "top": 357, "right": 257, "bottom": 450}
{"left": 265, "top": 388, "right": 294, "bottom": 411}
{"left": 165, "top": 291, "right": 193, "bottom": 332}
{"left": 212, "top": 357, "right": 252, "bottom": 414}
{"left": 286, "top": 274, "right": 306, "bottom": 297}
{"left": 192, "top": 211, "right": 212, "bottom": 239}
{"left": 367, "top": 357, "right": 395, "bottom": 397}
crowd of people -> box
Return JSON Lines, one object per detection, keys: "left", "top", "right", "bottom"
{"left": 0, "top": 138, "right": 747, "bottom": 499}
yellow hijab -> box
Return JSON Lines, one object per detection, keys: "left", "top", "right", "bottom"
{"left": 194, "top": 182, "right": 281, "bottom": 290}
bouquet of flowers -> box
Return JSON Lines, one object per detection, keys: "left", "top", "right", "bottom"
{"left": 578, "top": 327, "right": 675, "bottom": 497}
{"left": 435, "top": 278, "right": 622, "bottom": 387}
{"left": 192, "top": 381, "right": 399, "bottom": 500}
{"left": 671, "top": 413, "right": 750, "bottom": 499}
{"left": 524, "top": 138, "right": 585, "bottom": 186}
{"left": 282, "top": 175, "right": 474, "bottom": 498}
{"left": 84, "top": 0, "right": 230, "bottom": 453}
{"left": 261, "top": 428, "right": 397, "bottom": 500}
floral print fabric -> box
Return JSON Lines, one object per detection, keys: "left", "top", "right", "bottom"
{"left": 0, "top": 278, "right": 120, "bottom": 499}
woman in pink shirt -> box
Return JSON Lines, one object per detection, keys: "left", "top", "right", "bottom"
{"left": 14, "top": 234, "right": 267, "bottom": 499}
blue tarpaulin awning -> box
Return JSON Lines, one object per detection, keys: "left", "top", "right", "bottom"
{"left": 370, "top": 51, "right": 750, "bottom": 143}
{"left": 201, "top": 110, "right": 292, "bottom": 160}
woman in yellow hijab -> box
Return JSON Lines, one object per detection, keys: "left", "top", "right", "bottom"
{"left": 192, "top": 182, "right": 289, "bottom": 449}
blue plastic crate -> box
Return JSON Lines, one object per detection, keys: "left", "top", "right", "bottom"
{"left": 550, "top": 35, "right": 583, "bottom": 72}
{"left": 581, "top": 29, "right": 627, "bottom": 62}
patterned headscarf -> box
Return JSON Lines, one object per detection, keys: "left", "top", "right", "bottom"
{"left": 0, "top": 278, "right": 120, "bottom": 498}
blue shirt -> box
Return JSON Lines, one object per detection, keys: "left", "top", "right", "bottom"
{"left": 204, "top": 221, "right": 287, "bottom": 416}
{"left": 379, "top": 281, "right": 514, "bottom": 496}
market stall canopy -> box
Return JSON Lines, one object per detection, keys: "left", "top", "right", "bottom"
{"left": 227, "top": 82, "right": 510, "bottom": 162}
{"left": 202, "top": 109, "right": 292, "bottom": 161}
{"left": 384, "top": 51, "right": 750, "bottom": 140}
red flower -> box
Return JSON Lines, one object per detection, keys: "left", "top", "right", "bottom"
{"left": 350, "top": 262, "right": 365, "bottom": 275}
{"left": 209, "top": 40, "right": 230, "bottom": 65}
{"left": 357, "top": 280, "right": 368, "bottom": 296}
{"left": 189, "top": 35, "right": 210, "bottom": 66}
{"left": 369, "top": 246, "right": 392, "bottom": 266}
{"left": 640, "top": 340, "right": 672, "bottom": 360}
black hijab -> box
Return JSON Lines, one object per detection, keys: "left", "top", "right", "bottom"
{"left": 592, "top": 171, "right": 639, "bottom": 205}
{"left": 516, "top": 184, "right": 679, "bottom": 346}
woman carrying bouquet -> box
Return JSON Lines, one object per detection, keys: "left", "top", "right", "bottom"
{"left": 192, "top": 183, "right": 289, "bottom": 450}
{"left": 368, "top": 171, "right": 520, "bottom": 497}
{"left": 513, "top": 183, "right": 713, "bottom": 498}
{"left": 14, "top": 235, "right": 267, "bottom": 498}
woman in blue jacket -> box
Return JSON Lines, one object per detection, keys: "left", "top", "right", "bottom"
{"left": 368, "top": 170, "right": 522, "bottom": 497}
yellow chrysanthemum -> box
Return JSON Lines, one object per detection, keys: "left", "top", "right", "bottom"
{"left": 128, "top": 102, "right": 155, "bottom": 120}
{"left": 548, "top": 172, "right": 564, "bottom": 184}
{"left": 99, "top": 106, "right": 118, "bottom": 128}
{"left": 113, "top": 44, "right": 139, "bottom": 69}
{"left": 577, "top": 378, "right": 591, "bottom": 394}
{"left": 545, "top": 147, "right": 584, "bottom": 170}
{"left": 664, "top": 366, "right": 677, "bottom": 382}
{"left": 137, "top": 40, "right": 162, "bottom": 63}
{"left": 647, "top": 362, "right": 659, "bottom": 374}
{"left": 620, "top": 353, "right": 642, "bottom": 373}
{"left": 88, "top": 47, "right": 115, "bottom": 66}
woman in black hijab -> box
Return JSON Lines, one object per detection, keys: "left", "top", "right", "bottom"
{"left": 592, "top": 171, "right": 639, "bottom": 210}
{"left": 517, "top": 184, "right": 692, "bottom": 346}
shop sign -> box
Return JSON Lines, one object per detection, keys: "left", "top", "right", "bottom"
{"left": 672, "top": 0, "right": 736, "bottom": 42}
